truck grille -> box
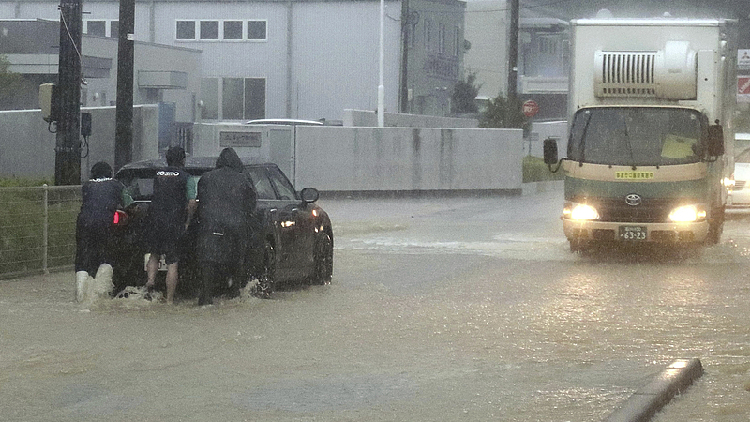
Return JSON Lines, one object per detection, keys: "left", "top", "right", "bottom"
{"left": 589, "top": 198, "right": 682, "bottom": 223}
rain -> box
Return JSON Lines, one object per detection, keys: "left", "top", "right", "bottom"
{"left": 1, "top": 0, "right": 750, "bottom": 421}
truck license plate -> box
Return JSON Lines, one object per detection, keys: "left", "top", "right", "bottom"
{"left": 619, "top": 226, "right": 647, "bottom": 241}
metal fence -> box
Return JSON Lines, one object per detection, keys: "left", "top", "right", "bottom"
{"left": 0, "top": 185, "right": 81, "bottom": 279}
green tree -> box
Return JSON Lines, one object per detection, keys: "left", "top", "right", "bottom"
{"left": 451, "top": 72, "right": 480, "bottom": 114}
{"left": 0, "top": 55, "right": 22, "bottom": 109}
{"left": 479, "top": 94, "right": 528, "bottom": 129}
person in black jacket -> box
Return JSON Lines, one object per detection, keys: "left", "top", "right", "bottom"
{"left": 144, "top": 146, "right": 197, "bottom": 304}
{"left": 196, "top": 147, "right": 256, "bottom": 306}
{"left": 75, "top": 161, "right": 133, "bottom": 302}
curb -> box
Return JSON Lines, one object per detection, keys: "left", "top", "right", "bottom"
{"left": 604, "top": 358, "right": 703, "bottom": 422}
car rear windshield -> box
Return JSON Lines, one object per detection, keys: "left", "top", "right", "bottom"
{"left": 118, "top": 165, "right": 298, "bottom": 202}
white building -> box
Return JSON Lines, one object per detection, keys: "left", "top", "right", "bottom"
{"left": 1, "top": 0, "right": 467, "bottom": 122}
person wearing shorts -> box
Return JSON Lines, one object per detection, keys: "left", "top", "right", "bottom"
{"left": 144, "top": 146, "right": 196, "bottom": 304}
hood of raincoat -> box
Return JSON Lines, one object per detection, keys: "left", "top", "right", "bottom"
{"left": 215, "top": 147, "right": 244, "bottom": 172}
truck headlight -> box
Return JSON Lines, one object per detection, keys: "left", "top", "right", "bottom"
{"left": 564, "top": 203, "right": 599, "bottom": 220}
{"left": 668, "top": 204, "right": 706, "bottom": 222}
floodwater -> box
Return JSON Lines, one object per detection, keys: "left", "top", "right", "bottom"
{"left": 2, "top": 191, "right": 750, "bottom": 421}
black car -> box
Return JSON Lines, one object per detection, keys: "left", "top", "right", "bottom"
{"left": 112, "top": 156, "right": 334, "bottom": 298}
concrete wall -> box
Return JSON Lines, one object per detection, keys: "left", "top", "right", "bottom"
{"left": 192, "top": 123, "right": 521, "bottom": 193}
{"left": 343, "top": 109, "right": 479, "bottom": 128}
{"left": 294, "top": 127, "right": 522, "bottom": 193}
{"left": 0, "top": 105, "right": 159, "bottom": 180}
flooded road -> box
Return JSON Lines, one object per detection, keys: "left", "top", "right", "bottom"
{"left": 2, "top": 189, "right": 750, "bottom": 421}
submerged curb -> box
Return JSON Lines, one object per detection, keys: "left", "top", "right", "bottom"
{"left": 604, "top": 358, "right": 703, "bottom": 422}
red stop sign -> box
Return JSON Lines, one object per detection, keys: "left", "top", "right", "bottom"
{"left": 522, "top": 99, "right": 539, "bottom": 117}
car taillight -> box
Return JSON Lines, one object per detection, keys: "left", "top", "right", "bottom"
{"left": 113, "top": 210, "right": 128, "bottom": 225}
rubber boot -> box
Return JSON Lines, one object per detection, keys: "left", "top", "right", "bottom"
{"left": 94, "top": 264, "right": 114, "bottom": 298}
{"left": 76, "top": 271, "right": 89, "bottom": 303}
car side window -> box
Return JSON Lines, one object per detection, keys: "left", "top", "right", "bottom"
{"left": 244, "top": 167, "right": 277, "bottom": 200}
{"left": 268, "top": 167, "right": 297, "bottom": 200}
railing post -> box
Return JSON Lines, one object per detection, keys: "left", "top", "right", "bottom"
{"left": 42, "top": 184, "right": 49, "bottom": 274}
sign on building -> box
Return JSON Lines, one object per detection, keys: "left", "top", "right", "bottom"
{"left": 219, "top": 131, "right": 262, "bottom": 147}
{"left": 739, "top": 50, "right": 750, "bottom": 70}
{"left": 738, "top": 76, "right": 750, "bottom": 103}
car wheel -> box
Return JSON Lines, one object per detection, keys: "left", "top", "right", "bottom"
{"left": 252, "top": 240, "right": 276, "bottom": 298}
{"left": 311, "top": 232, "right": 333, "bottom": 285}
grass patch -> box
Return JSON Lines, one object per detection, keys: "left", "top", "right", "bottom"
{"left": 0, "top": 177, "right": 51, "bottom": 187}
{"left": 522, "top": 155, "right": 565, "bottom": 183}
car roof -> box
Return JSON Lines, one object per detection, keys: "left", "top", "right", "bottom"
{"left": 245, "top": 118, "right": 324, "bottom": 126}
{"left": 115, "top": 156, "right": 276, "bottom": 175}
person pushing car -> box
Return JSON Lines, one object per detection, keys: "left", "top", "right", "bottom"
{"left": 75, "top": 161, "right": 134, "bottom": 302}
{"left": 196, "top": 147, "right": 257, "bottom": 306}
{"left": 144, "top": 146, "right": 197, "bottom": 304}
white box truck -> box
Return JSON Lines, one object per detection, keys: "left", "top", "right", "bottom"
{"left": 544, "top": 18, "right": 738, "bottom": 251}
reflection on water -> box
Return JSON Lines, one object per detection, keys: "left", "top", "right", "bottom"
{"left": 2, "top": 199, "right": 750, "bottom": 421}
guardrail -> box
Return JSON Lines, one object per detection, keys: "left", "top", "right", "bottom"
{"left": 0, "top": 185, "right": 81, "bottom": 279}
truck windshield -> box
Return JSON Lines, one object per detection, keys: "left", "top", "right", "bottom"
{"left": 567, "top": 107, "right": 704, "bottom": 166}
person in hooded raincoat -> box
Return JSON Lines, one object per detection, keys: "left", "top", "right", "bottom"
{"left": 196, "top": 147, "right": 257, "bottom": 305}
{"left": 75, "top": 161, "right": 134, "bottom": 302}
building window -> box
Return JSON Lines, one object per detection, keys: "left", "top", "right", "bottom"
{"left": 204, "top": 77, "right": 265, "bottom": 120}
{"left": 538, "top": 35, "right": 557, "bottom": 55}
{"left": 176, "top": 20, "right": 267, "bottom": 41}
{"left": 224, "top": 21, "right": 243, "bottom": 40}
{"left": 84, "top": 19, "right": 118, "bottom": 38}
{"left": 86, "top": 20, "right": 105, "bottom": 37}
{"left": 424, "top": 19, "right": 431, "bottom": 51}
{"left": 244, "top": 78, "right": 265, "bottom": 120}
{"left": 453, "top": 26, "right": 460, "bottom": 56}
{"left": 248, "top": 21, "right": 266, "bottom": 40}
{"left": 200, "top": 21, "right": 219, "bottom": 40}
{"left": 439, "top": 23, "right": 445, "bottom": 54}
{"left": 201, "top": 78, "right": 219, "bottom": 119}
{"left": 409, "top": 20, "right": 417, "bottom": 48}
{"left": 223, "top": 78, "right": 245, "bottom": 119}
{"left": 176, "top": 20, "right": 196, "bottom": 40}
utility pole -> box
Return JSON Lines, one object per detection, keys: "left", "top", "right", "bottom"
{"left": 507, "top": 0, "right": 519, "bottom": 100}
{"left": 115, "top": 0, "right": 135, "bottom": 170}
{"left": 54, "top": 0, "right": 82, "bottom": 186}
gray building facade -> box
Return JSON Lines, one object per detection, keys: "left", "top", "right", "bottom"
{"left": 1, "top": 0, "right": 467, "bottom": 122}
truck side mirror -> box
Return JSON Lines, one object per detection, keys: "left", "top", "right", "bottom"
{"left": 543, "top": 138, "right": 559, "bottom": 165}
{"left": 707, "top": 122, "right": 724, "bottom": 157}
{"left": 38, "top": 83, "right": 58, "bottom": 123}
